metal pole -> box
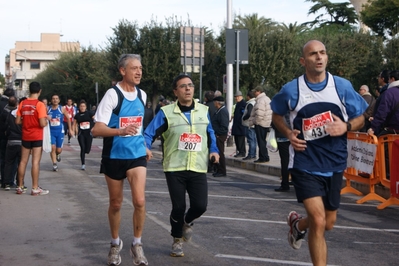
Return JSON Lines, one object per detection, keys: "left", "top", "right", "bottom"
{"left": 236, "top": 30, "right": 240, "bottom": 93}
{"left": 226, "top": 0, "right": 233, "bottom": 120}
{"left": 95, "top": 82, "right": 99, "bottom": 107}
{"left": 183, "top": 27, "right": 187, "bottom": 74}
{"left": 199, "top": 27, "right": 203, "bottom": 103}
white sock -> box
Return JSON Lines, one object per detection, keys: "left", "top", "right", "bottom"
{"left": 132, "top": 237, "right": 141, "bottom": 246}
{"left": 111, "top": 237, "right": 120, "bottom": 245}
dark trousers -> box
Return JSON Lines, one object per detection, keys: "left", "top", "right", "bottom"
{"left": 278, "top": 141, "right": 290, "bottom": 189}
{"left": 0, "top": 138, "right": 7, "bottom": 186}
{"left": 234, "top": 135, "right": 246, "bottom": 155}
{"left": 64, "top": 122, "right": 71, "bottom": 141}
{"left": 3, "top": 144, "right": 20, "bottom": 186}
{"left": 255, "top": 125, "right": 270, "bottom": 161}
{"left": 216, "top": 135, "right": 227, "bottom": 174}
{"left": 78, "top": 132, "right": 93, "bottom": 165}
{"left": 165, "top": 171, "right": 208, "bottom": 238}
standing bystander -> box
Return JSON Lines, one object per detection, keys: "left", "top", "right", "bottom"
{"left": 231, "top": 91, "right": 247, "bottom": 157}
{"left": 241, "top": 90, "right": 257, "bottom": 160}
{"left": 1, "top": 96, "right": 20, "bottom": 190}
{"left": 211, "top": 96, "right": 229, "bottom": 177}
{"left": 15, "top": 82, "right": 50, "bottom": 195}
{"left": 249, "top": 86, "right": 272, "bottom": 163}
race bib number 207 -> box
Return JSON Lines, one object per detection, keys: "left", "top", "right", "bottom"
{"left": 302, "top": 111, "right": 332, "bottom": 141}
{"left": 178, "top": 133, "right": 202, "bottom": 151}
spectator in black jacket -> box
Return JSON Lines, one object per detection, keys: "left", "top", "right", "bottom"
{"left": 143, "top": 102, "right": 154, "bottom": 131}
{"left": 204, "top": 91, "right": 216, "bottom": 118}
{"left": 211, "top": 96, "right": 229, "bottom": 177}
{"left": 2, "top": 96, "right": 21, "bottom": 190}
{"left": 0, "top": 88, "right": 15, "bottom": 187}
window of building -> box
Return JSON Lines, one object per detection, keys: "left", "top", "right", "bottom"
{"left": 30, "top": 62, "right": 40, "bottom": 69}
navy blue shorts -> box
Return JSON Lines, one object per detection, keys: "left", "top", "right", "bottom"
{"left": 290, "top": 168, "right": 343, "bottom": 211}
{"left": 100, "top": 156, "right": 147, "bottom": 180}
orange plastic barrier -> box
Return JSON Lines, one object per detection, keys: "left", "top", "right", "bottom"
{"left": 341, "top": 132, "right": 385, "bottom": 204}
{"left": 376, "top": 135, "right": 399, "bottom": 209}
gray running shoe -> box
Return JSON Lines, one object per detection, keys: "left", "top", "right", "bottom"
{"left": 53, "top": 164, "right": 58, "bottom": 172}
{"left": 182, "top": 223, "right": 193, "bottom": 242}
{"left": 130, "top": 243, "right": 148, "bottom": 265}
{"left": 107, "top": 239, "right": 123, "bottom": 266}
{"left": 56, "top": 154, "right": 61, "bottom": 162}
{"left": 287, "top": 211, "right": 307, "bottom": 249}
{"left": 170, "top": 238, "right": 184, "bottom": 257}
{"left": 31, "top": 187, "right": 49, "bottom": 196}
{"left": 81, "top": 164, "right": 85, "bottom": 170}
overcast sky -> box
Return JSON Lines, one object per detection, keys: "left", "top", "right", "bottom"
{"left": 1, "top": 0, "right": 348, "bottom": 75}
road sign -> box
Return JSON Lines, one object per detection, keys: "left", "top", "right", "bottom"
{"left": 226, "top": 29, "right": 249, "bottom": 64}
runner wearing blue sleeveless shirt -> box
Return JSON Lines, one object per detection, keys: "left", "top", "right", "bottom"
{"left": 92, "top": 54, "right": 151, "bottom": 266}
{"left": 271, "top": 40, "right": 368, "bottom": 266}
{"left": 47, "top": 94, "right": 74, "bottom": 172}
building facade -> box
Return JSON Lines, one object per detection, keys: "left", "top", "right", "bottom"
{"left": 5, "top": 33, "right": 80, "bottom": 97}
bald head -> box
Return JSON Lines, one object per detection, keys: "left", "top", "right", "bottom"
{"left": 302, "top": 40, "right": 326, "bottom": 57}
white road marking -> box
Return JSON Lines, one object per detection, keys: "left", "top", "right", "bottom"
{"left": 215, "top": 254, "right": 340, "bottom": 266}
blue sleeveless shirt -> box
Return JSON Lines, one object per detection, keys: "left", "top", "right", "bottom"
{"left": 102, "top": 88, "right": 146, "bottom": 159}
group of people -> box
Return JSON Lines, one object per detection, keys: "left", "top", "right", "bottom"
{"left": 91, "top": 41, "right": 366, "bottom": 266}
{"left": 1, "top": 39, "right": 393, "bottom": 266}
{"left": 0, "top": 84, "right": 96, "bottom": 195}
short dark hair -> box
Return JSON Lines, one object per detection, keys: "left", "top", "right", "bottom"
{"left": 204, "top": 91, "right": 215, "bottom": 101}
{"left": 172, "top": 74, "right": 192, "bottom": 90}
{"left": 390, "top": 70, "right": 399, "bottom": 81}
{"left": 247, "top": 90, "right": 255, "bottom": 98}
{"left": 29, "top": 82, "right": 41, "bottom": 94}
{"left": 3, "top": 88, "right": 15, "bottom": 97}
{"left": 380, "top": 70, "right": 390, "bottom": 84}
{"left": 8, "top": 96, "right": 18, "bottom": 107}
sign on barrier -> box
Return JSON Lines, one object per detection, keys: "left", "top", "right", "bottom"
{"left": 391, "top": 140, "right": 399, "bottom": 198}
{"left": 347, "top": 139, "right": 377, "bottom": 174}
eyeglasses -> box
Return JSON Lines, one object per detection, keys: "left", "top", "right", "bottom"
{"left": 177, "top": 83, "right": 195, "bottom": 89}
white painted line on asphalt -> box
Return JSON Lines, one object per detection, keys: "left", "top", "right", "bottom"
{"left": 202, "top": 215, "right": 399, "bottom": 233}
{"left": 215, "top": 254, "right": 340, "bottom": 266}
{"left": 353, "top": 241, "right": 399, "bottom": 245}
{"left": 220, "top": 236, "right": 245, "bottom": 239}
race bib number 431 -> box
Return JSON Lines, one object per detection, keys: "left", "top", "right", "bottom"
{"left": 178, "top": 133, "right": 202, "bottom": 151}
{"left": 119, "top": 116, "right": 142, "bottom": 137}
{"left": 302, "top": 111, "right": 332, "bottom": 141}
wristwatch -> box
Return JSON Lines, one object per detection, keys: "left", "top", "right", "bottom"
{"left": 346, "top": 122, "right": 352, "bottom": 132}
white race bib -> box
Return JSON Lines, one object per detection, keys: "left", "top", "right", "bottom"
{"left": 178, "top": 133, "right": 202, "bottom": 152}
{"left": 119, "top": 116, "right": 143, "bottom": 137}
{"left": 80, "top": 122, "right": 90, "bottom": 130}
{"left": 50, "top": 118, "right": 61, "bottom": 127}
{"left": 302, "top": 111, "right": 332, "bottom": 141}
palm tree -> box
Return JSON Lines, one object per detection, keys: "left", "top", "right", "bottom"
{"left": 305, "top": 0, "right": 358, "bottom": 28}
{"left": 278, "top": 22, "right": 310, "bottom": 34}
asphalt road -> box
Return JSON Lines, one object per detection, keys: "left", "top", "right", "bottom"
{"left": 0, "top": 137, "right": 398, "bottom": 266}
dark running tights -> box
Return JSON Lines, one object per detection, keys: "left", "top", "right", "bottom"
{"left": 78, "top": 132, "right": 93, "bottom": 165}
{"left": 165, "top": 171, "right": 208, "bottom": 238}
